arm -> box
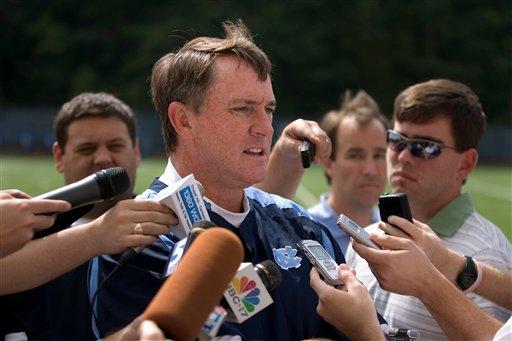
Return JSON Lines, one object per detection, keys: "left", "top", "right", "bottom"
{"left": 474, "top": 263, "right": 512, "bottom": 310}
{"left": 0, "top": 189, "right": 71, "bottom": 257}
{"left": 0, "top": 199, "right": 177, "bottom": 294}
{"left": 381, "top": 216, "right": 512, "bottom": 309}
{"left": 353, "top": 234, "right": 503, "bottom": 340}
{"left": 309, "top": 265, "right": 385, "bottom": 341}
{"left": 105, "top": 317, "right": 165, "bottom": 341}
{"left": 255, "top": 119, "right": 331, "bottom": 198}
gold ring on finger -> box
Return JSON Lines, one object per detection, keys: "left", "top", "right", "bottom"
{"left": 133, "top": 222, "right": 143, "bottom": 235}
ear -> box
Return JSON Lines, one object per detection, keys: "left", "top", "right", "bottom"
{"left": 324, "top": 157, "right": 334, "bottom": 180}
{"left": 167, "top": 101, "right": 193, "bottom": 138}
{"left": 457, "top": 148, "right": 478, "bottom": 183}
{"left": 53, "top": 142, "right": 64, "bottom": 174}
{"left": 133, "top": 138, "right": 142, "bottom": 167}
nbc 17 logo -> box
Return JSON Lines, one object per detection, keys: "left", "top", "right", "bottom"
{"left": 225, "top": 276, "right": 261, "bottom": 316}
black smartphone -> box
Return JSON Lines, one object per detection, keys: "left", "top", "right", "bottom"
{"left": 378, "top": 193, "right": 413, "bottom": 227}
{"left": 300, "top": 140, "right": 316, "bottom": 168}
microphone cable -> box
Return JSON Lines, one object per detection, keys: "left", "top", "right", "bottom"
{"left": 90, "top": 262, "right": 123, "bottom": 338}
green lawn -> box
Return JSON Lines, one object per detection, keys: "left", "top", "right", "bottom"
{"left": 1, "top": 155, "right": 510, "bottom": 241}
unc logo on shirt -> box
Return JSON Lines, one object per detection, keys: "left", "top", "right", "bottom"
{"left": 273, "top": 246, "right": 302, "bottom": 270}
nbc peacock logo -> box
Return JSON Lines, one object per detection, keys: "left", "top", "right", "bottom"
{"left": 231, "top": 276, "right": 261, "bottom": 312}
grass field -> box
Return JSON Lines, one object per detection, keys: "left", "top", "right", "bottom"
{"left": 1, "top": 155, "right": 511, "bottom": 241}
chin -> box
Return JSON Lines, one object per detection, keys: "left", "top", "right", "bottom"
{"left": 390, "top": 179, "right": 406, "bottom": 191}
{"left": 358, "top": 196, "right": 380, "bottom": 207}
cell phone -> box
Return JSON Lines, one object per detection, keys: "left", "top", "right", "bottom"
{"left": 297, "top": 239, "right": 341, "bottom": 286}
{"left": 378, "top": 193, "right": 413, "bottom": 226}
{"left": 337, "top": 213, "right": 381, "bottom": 250}
{"left": 300, "top": 140, "right": 316, "bottom": 168}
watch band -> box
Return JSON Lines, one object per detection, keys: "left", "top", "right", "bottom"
{"left": 463, "top": 260, "right": 483, "bottom": 294}
{"left": 456, "top": 256, "right": 480, "bottom": 292}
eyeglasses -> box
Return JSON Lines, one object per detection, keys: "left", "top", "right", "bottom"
{"left": 386, "top": 130, "right": 457, "bottom": 159}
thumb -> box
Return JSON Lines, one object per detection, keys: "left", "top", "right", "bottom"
{"left": 338, "top": 268, "right": 358, "bottom": 289}
{"left": 371, "top": 233, "right": 412, "bottom": 251}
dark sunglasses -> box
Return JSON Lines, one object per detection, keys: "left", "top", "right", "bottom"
{"left": 386, "top": 130, "right": 457, "bottom": 159}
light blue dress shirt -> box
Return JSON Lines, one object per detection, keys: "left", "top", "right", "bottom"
{"left": 308, "top": 193, "right": 380, "bottom": 254}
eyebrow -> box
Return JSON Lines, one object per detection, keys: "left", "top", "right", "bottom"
{"left": 233, "top": 99, "right": 277, "bottom": 107}
{"left": 345, "top": 148, "right": 365, "bottom": 153}
{"left": 398, "top": 131, "right": 444, "bottom": 144}
{"left": 75, "top": 137, "right": 127, "bottom": 148}
{"left": 107, "top": 138, "right": 128, "bottom": 144}
{"left": 411, "top": 134, "right": 444, "bottom": 144}
{"left": 345, "top": 147, "right": 386, "bottom": 154}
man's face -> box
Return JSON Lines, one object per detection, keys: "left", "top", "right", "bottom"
{"left": 325, "top": 116, "right": 387, "bottom": 207}
{"left": 186, "top": 56, "right": 275, "bottom": 190}
{"left": 53, "top": 116, "right": 141, "bottom": 193}
{"left": 387, "top": 116, "right": 466, "bottom": 208}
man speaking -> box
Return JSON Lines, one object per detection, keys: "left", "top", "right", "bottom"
{"left": 89, "top": 20, "right": 351, "bottom": 340}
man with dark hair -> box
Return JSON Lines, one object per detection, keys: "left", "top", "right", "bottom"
{"left": 347, "top": 79, "right": 512, "bottom": 340}
{"left": 308, "top": 90, "right": 388, "bottom": 253}
{"left": 1, "top": 92, "right": 176, "bottom": 340}
{"left": 89, "top": 21, "right": 359, "bottom": 340}
{"left": 52, "top": 92, "right": 138, "bottom": 208}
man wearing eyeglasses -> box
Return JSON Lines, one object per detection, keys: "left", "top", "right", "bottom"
{"left": 346, "top": 79, "right": 512, "bottom": 340}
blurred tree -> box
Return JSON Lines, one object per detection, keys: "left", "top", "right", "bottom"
{"left": 0, "top": 0, "right": 510, "bottom": 124}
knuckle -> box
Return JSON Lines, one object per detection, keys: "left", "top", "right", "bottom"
{"left": 22, "top": 228, "right": 34, "bottom": 243}
{"left": 19, "top": 200, "right": 30, "bottom": 212}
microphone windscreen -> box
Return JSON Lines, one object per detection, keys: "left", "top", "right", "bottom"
{"left": 143, "top": 228, "right": 244, "bottom": 340}
{"left": 96, "top": 167, "right": 130, "bottom": 199}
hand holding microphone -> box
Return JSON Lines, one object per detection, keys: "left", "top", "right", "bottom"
{"left": 119, "top": 175, "right": 209, "bottom": 266}
{"left": 85, "top": 199, "right": 178, "bottom": 257}
{"left": 0, "top": 189, "right": 71, "bottom": 257}
{"left": 35, "top": 167, "right": 130, "bottom": 208}
{"left": 33, "top": 167, "right": 132, "bottom": 238}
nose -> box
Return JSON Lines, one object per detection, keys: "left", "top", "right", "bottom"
{"left": 250, "top": 108, "right": 274, "bottom": 138}
{"left": 396, "top": 144, "right": 414, "bottom": 165}
{"left": 93, "top": 146, "right": 114, "bottom": 169}
{"left": 362, "top": 158, "right": 378, "bottom": 177}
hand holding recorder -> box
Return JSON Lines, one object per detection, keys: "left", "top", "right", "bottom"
{"left": 256, "top": 119, "right": 331, "bottom": 198}
{"left": 310, "top": 264, "right": 385, "bottom": 341}
{"left": 377, "top": 216, "right": 464, "bottom": 285}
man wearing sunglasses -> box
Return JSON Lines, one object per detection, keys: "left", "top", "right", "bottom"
{"left": 347, "top": 79, "right": 511, "bottom": 340}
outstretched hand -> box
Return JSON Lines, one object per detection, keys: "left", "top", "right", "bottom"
{"left": 1, "top": 189, "right": 71, "bottom": 257}
{"left": 377, "top": 216, "right": 465, "bottom": 284}
{"left": 310, "top": 264, "right": 384, "bottom": 341}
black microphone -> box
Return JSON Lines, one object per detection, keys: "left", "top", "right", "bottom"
{"left": 35, "top": 167, "right": 130, "bottom": 208}
{"left": 255, "top": 260, "right": 282, "bottom": 292}
{"left": 33, "top": 167, "right": 130, "bottom": 239}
